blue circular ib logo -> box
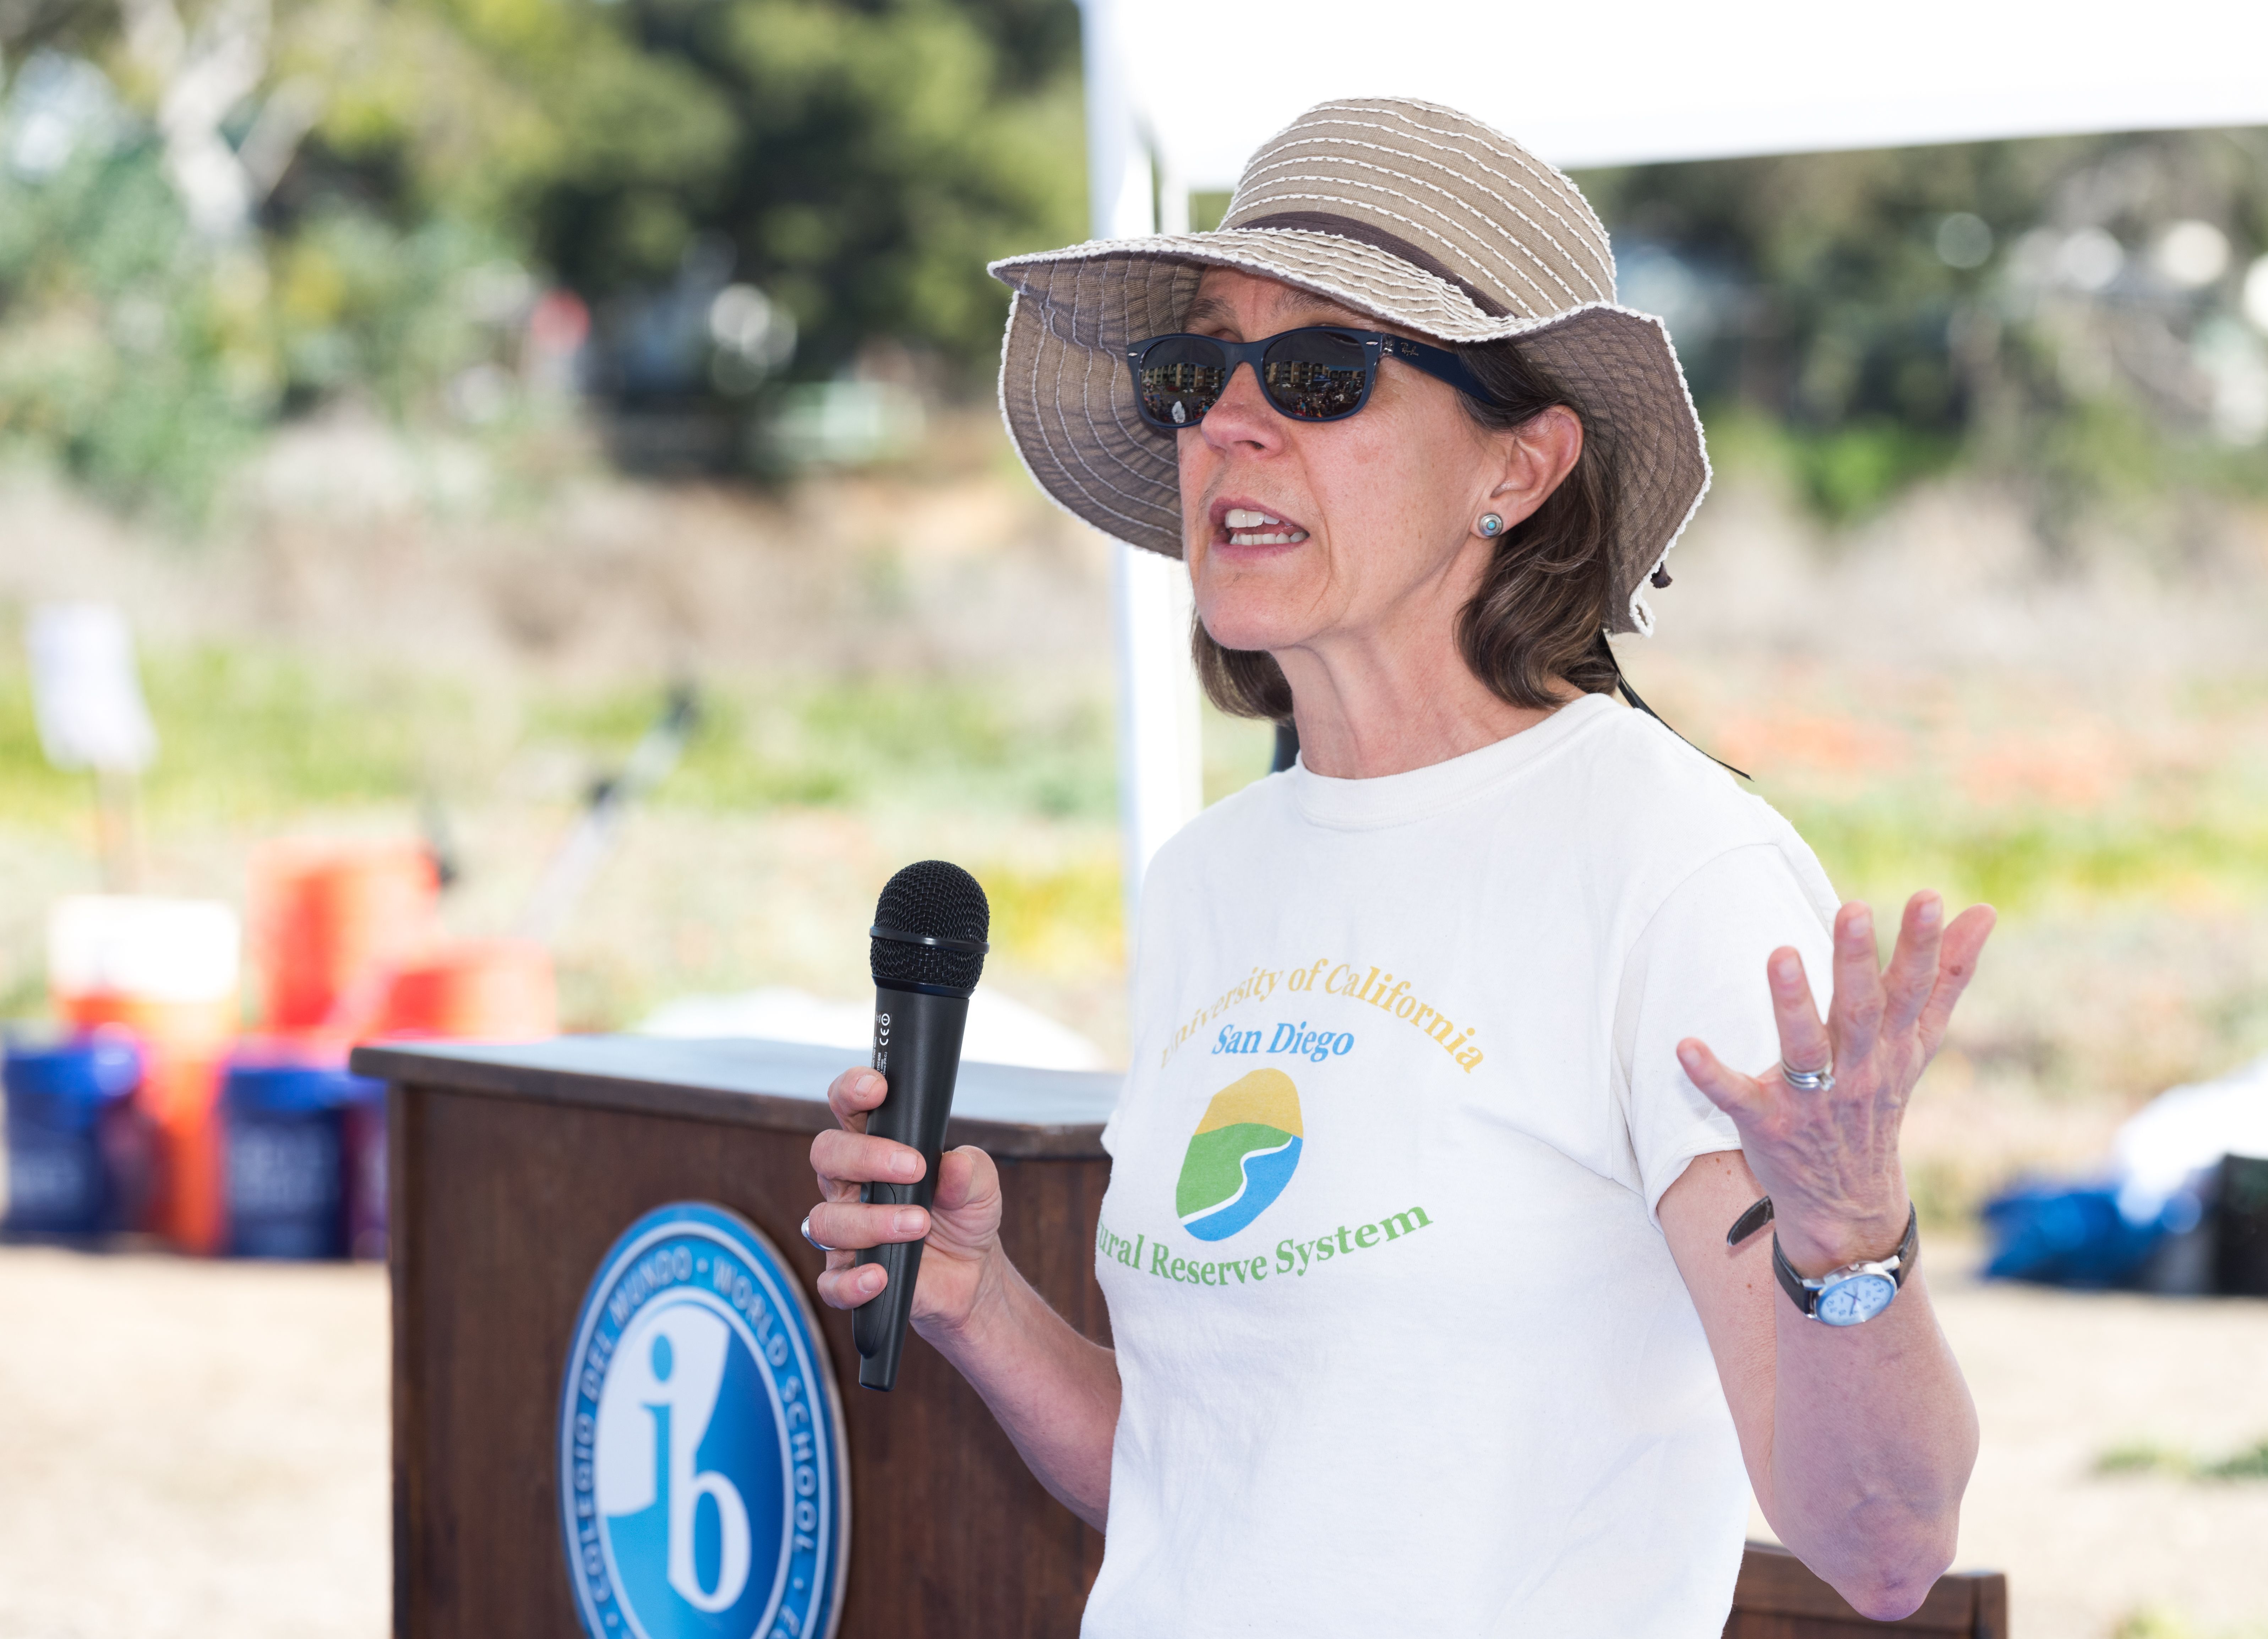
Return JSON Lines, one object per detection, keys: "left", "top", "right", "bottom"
{"left": 560, "top": 1203, "right": 849, "bottom": 1639}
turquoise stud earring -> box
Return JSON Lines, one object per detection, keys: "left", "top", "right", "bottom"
{"left": 1477, "top": 513, "right": 1505, "bottom": 537}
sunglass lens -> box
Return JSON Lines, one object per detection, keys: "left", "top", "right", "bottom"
{"left": 1136, "top": 337, "right": 1228, "bottom": 428}
{"left": 1262, "top": 330, "right": 1369, "bottom": 419}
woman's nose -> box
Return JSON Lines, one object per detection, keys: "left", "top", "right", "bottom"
{"left": 1198, "top": 361, "right": 1283, "bottom": 453}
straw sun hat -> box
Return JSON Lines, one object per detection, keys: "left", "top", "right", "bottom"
{"left": 988, "top": 96, "right": 1710, "bottom": 635}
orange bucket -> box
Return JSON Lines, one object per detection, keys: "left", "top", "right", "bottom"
{"left": 382, "top": 941, "right": 557, "bottom": 1042}
{"left": 251, "top": 842, "right": 439, "bottom": 1033}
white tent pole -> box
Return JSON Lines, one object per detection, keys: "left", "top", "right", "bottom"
{"left": 1079, "top": 0, "right": 1206, "bottom": 951}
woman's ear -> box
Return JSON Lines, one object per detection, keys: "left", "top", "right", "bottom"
{"left": 1488, "top": 405, "right": 1584, "bottom": 524}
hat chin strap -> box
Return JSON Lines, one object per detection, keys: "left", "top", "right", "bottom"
{"left": 1591, "top": 631, "right": 1750, "bottom": 781}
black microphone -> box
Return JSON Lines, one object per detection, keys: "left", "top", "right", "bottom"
{"left": 853, "top": 860, "right": 990, "bottom": 1391}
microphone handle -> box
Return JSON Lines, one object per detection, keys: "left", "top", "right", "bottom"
{"left": 854, "top": 983, "right": 971, "bottom": 1390}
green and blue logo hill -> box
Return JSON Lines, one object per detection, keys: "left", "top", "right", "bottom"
{"left": 1176, "top": 1069, "right": 1304, "bottom": 1242}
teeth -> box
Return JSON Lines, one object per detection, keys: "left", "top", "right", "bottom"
{"left": 1229, "top": 530, "right": 1307, "bottom": 546}
{"left": 1223, "top": 508, "right": 1284, "bottom": 529}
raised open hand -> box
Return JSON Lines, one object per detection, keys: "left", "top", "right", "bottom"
{"left": 1676, "top": 892, "right": 1996, "bottom": 1274}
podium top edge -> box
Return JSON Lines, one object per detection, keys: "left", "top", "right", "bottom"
{"left": 348, "top": 1035, "right": 1122, "bottom": 1160}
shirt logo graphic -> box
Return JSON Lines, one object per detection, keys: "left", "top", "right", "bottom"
{"left": 560, "top": 1202, "right": 849, "bottom": 1639}
{"left": 1176, "top": 1069, "right": 1304, "bottom": 1242}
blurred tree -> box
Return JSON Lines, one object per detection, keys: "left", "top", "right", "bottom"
{"left": 0, "top": 0, "right": 1085, "bottom": 508}
{"left": 7, "top": 0, "right": 2257, "bottom": 521}
{"left": 1579, "top": 131, "right": 2268, "bottom": 525}
{"left": 272, "top": 0, "right": 1086, "bottom": 379}
{"left": 0, "top": 132, "right": 265, "bottom": 517}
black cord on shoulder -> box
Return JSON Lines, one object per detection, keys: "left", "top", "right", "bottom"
{"left": 1592, "top": 631, "right": 1751, "bottom": 782}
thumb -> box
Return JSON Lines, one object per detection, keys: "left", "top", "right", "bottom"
{"left": 932, "top": 1145, "right": 998, "bottom": 1215}
{"left": 1678, "top": 1038, "right": 1763, "bottom": 1122}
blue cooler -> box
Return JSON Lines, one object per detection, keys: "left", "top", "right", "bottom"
{"left": 223, "top": 1062, "right": 380, "bottom": 1259}
{"left": 4, "top": 1037, "right": 141, "bottom": 1236}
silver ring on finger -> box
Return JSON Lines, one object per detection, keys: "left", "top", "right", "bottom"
{"left": 799, "top": 1213, "right": 836, "bottom": 1253}
{"left": 1779, "top": 1060, "right": 1835, "bottom": 1093}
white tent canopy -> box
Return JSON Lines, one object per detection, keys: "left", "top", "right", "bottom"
{"left": 1079, "top": 0, "right": 2268, "bottom": 930}
{"left": 1104, "top": 0, "right": 2268, "bottom": 184}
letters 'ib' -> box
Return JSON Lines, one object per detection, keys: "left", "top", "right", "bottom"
{"left": 594, "top": 1304, "right": 753, "bottom": 1612}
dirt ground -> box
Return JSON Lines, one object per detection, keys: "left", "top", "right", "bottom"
{"left": 0, "top": 1244, "right": 2262, "bottom": 1639}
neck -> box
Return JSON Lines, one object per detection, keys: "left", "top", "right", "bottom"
{"left": 1275, "top": 628, "right": 1563, "bottom": 778}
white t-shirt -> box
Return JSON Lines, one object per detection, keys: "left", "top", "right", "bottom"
{"left": 1082, "top": 691, "right": 1838, "bottom": 1639}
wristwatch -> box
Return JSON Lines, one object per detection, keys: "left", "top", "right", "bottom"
{"left": 1726, "top": 1197, "right": 1919, "bottom": 1327}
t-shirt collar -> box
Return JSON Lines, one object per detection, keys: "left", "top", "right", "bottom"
{"left": 1286, "top": 691, "right": 1618, "bottom": 830}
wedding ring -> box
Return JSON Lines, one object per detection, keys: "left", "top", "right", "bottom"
{"left": 799, "top": 1213, "right": 836, "bottom": 1253}
{"left": 1780, "top": 1061, "right": 1836, "bottom": 1093}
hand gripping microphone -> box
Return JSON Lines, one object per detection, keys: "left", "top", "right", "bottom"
{"left": 854, "top": 860, "right": 989, "bottom": 1391}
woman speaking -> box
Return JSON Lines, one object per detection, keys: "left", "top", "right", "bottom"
{"left": 802, "top": 97, "right": 1993, "bottom": 1637}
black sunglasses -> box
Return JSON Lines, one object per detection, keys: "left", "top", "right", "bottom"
{"left": 1125, "top": 326, "right": 1496, "bottom": 432}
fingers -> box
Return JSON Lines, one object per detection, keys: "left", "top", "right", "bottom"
{"left": 1765, "top": 945, "right": 1832, "bottom": 1078}
{"left": 1915, "top": 903, "right": 1996, "bottom": 1057}
{"left": 804, "top": 1199, "right": 929, "bottom": 1255}
{"left": 816, "top": 1261, "right": 888, "bottom": 1309}
{"left": 1825, "top": 902, "right": 1886, "bottom": 1064}
{"left": 1880, "top": 892, "right": 1945, "bottom": 1038}
{"left": 810, "top": 1128, "right": 925, "bottom": 1192}
{"left": 807, "top": 1167, "right": 931, "bottom": 1311}
{"left": 1676, "top": 1036, "right": 1766, "bottom": 1122}
{"left": 827, "top": 1066, "right": 887, "bottom": 1133}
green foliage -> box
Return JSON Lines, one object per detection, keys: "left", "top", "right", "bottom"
{"left": 1780, "top": 788, "right": 2268, "bottom": 921}
{"left": 566, "top": 0, "right": 1086, "bottom": 374}
{"left": 1581, "top": 130, "right": 2268, "bottom": 522}
{"left": 2097, "top": 1439, "right": 2196, "bottom": 1477}
{"left": 0, "top": 140, "right": 268, "bottom": 516}
{"left": 2106, "top": 1609, "right": 2268, "bottom": 1639}
{"left": 11, "top": 2, "right": 2259, "bottom": 519}
{"left": 0, "top": 644, "right": 463, "bottom": 824}
{"left": 2096, "top": 1436, "right": 2268, "bottom": 1482}
{"left": 0, "top": 97, "right": 521, "bottom": 515}
{"left": 1704, "top": 408, "right": 1962, "bottom": 524}
{"left": 279, "top": 0, "right": 1087, "bottom": 376}
{"left": 0, "top": 646, "right": 1118, "bottom": 828}
{"left": 545, "top": 675, "right": 1117, "bottom": 819}
{"left": 2203, "top": 1439, "right": 2268, "bottom": 1481}
{"left": 0, "top": 0, "right": 1085, "bottom": 514}
{"left": 284, "top": 0, "right": 741, "bottom": 233}
{"left": 2112, "top": 1611, "right": 2198, "bottom": 1639}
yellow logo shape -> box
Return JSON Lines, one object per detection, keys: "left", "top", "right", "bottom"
{"left": 1193, "top": 1069, "right": 1303, "bottom": 1138}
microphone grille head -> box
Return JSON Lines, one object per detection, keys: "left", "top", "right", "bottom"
{"left": 870, "top": 860, "right": 990, "bottom": 993}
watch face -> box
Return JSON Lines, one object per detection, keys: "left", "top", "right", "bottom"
{"left": 1815, "top": 1272, "right": 1897, "bottom": 1327}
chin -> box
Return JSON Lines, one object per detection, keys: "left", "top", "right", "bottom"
{"left": 1189, "top": 532, "right": 1332, "bottom": 652}
{"left": 1195, "top": 589, "right": 1309, "bottom": 655}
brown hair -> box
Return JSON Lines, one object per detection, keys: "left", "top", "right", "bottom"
{"left": 1191, "top": 339, "right": 1620, "bottom": 724}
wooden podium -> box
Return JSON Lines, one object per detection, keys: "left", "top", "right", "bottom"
{"left": 355, "top": 1036, "right": 2006, "bottom": 1639}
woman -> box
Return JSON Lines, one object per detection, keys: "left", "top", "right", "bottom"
{"left": 803, "top": 97, "right": 1993, "bottom": 1637}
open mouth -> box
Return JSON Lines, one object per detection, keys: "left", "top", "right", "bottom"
{"left": 1216, "top": 504, "right": 1310, "bottom": 548}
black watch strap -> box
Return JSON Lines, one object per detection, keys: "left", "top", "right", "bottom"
{"left": 1726, "top": 1196, "right": 1919, "bottom": 1319}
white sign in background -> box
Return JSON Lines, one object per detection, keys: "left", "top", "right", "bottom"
{"left": 25, "top": 601, "right": 157, "bottom": 774}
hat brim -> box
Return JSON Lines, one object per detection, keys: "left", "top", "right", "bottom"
{"left": 991, "top": 228, "right": 1711, "bottom": 636}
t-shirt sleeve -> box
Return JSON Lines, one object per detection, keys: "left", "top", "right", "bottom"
{"left": 1614, "top": 840, "right": 1839, "bottom": 1224}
